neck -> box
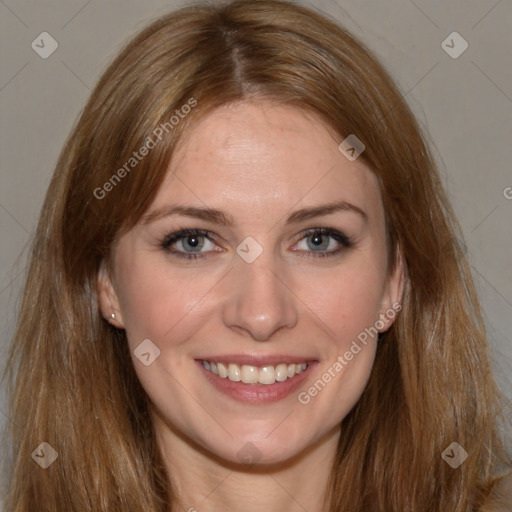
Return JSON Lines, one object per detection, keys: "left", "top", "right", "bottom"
{"left": 153, "top": 413, "right": 340, "bottom": 512}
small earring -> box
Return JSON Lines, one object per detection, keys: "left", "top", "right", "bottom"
{"left": 110, "top": 313, "right": 116, "bottom": 320}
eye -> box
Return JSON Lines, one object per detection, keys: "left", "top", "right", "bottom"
{"left": 161, "top": 227, "right": 353, "bottom": 261}
{"left": 161, "top": 229, "right": 218, "bottom": 259}
{"left": 292, "top": 228, "right": 353, "bottom": 258}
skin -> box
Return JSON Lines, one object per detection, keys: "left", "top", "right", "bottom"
{"left": 98, "top": 100, "right": 404, "bottom": 511}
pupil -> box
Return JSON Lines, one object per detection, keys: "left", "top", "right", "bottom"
{"left": 308, "top": 233, "right": 329, "bottom": 251}
{"left": 188, "top": 236, "right": 199, "bottom": 247}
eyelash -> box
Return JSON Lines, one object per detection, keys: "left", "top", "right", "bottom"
{"left": 161, "top": 228, "right": 354, "bottom": 260}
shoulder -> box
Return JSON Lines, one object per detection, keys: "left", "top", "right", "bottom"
{"left": 480, "top": 472, "right": 512, "bottom": 512}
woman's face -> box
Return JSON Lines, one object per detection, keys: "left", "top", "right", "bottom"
{"left": 99, "top": 100, "right": 403, "bottom": 466}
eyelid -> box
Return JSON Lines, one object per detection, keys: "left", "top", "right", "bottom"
{"left": 161, "top": 227, "right": 353, "bottom": 259}
{"left": 291, "top": 227, "right": 353, "bottom": 247}
{"left": 161, "top": 228, "right": 215, "bottom": 250}
{"left": 289, "top": 227, "right": 353, "bottom": 259}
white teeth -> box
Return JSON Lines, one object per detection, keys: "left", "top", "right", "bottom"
{"left": 217, "top": 362, "right": 228, "bottom": 378}
{"left": 259, "top": 366, "right": 276, "bottom": 385}
{"left": 275, "top": 363, "right": 288, "bottom": 382}
{"left": 241, "top": 365, "right": 259, "bottom": 384}
{"left": 228, "top": 363, "right": 241, "bottom": 382}
{"left": 202, "top": 360, "right": 310, "bottom": 384}
{"left": 296, "top": 363, "right": 307, "bottom": 374}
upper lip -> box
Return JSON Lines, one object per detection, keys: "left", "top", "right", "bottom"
{"left": 196, "top": 354, "right": 317, "bottom": 366}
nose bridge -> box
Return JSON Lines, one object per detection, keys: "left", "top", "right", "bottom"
{"left": 221, "top": 244, "right": 298, "bottom": 341}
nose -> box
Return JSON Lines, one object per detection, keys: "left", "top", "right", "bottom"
{"left": 221, "top": 249, "right": 299, "bottom": 341}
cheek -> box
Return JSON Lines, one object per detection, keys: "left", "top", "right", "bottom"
{"left": 295, "top": 267, "right": 385, "bottom": 422}
{"left": 114, "top": 254, "right": 222, "bottom": 347}
{"left": 308, "top": 261, "right": 386, "bottom": 346}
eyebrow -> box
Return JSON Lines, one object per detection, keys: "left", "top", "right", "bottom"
{"left": 142, "top": 200, "right": 367, "bottom": 226}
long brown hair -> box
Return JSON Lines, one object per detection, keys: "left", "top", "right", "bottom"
{"left": 2, "top": 1, "right": 510, "bottom": 510}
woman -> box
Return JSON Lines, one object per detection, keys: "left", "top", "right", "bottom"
{"left": 3, "top": 0, "right": 511, "bottom": 510}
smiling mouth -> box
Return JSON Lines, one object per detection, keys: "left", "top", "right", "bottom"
{"left": 200, "top": 360, "right": 310, "bottom": 385}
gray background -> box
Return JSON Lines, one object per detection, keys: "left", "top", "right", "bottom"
{"left": 1, "top": 0, "right": 511, "bottom": 501}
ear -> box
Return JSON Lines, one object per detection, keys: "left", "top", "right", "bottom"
{"left": 97, "top": 261, "right": 125, "bottom": 329}
{"left": 377, "top": 247, "right": 405, "bottom": 333}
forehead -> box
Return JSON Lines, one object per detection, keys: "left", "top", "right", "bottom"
{"left": 155, "top": 100, "right": 382, "bottom": 220}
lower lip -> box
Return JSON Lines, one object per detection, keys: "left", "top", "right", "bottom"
{"left": 196, "top": 360, "right": 318, "bottom": 403}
